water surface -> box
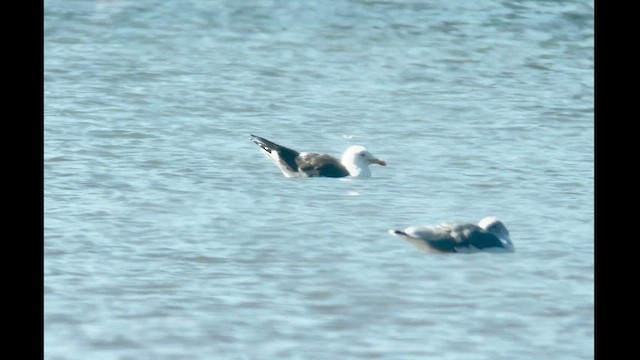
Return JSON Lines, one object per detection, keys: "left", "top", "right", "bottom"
{"left": 45, "top": 1, "right": 594, "bottom": 359}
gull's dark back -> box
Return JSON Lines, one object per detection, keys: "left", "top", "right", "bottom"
{"left": 250, "top": 135, "right": 300, "bottom": 173}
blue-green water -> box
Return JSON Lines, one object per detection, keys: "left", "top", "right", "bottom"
{"left": 45, "top": 1, "right": 594, "bottom": 359}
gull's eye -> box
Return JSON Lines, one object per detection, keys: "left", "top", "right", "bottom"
{"left": 360, "top": 153, "right": 366, "bottom": 157}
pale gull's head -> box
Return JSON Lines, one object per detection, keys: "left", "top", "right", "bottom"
{"left": 478, "top": 216, "right": 510, "bottom": 241}
{"left": 341, "top": 145, "right": 386, "bottom": 177}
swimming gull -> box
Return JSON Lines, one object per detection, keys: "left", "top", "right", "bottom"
{"left": 249, "top": 134, "right": 386, "bottom": 178}
{"left": 389, "top": 216, "right": 514, "bottom": 253}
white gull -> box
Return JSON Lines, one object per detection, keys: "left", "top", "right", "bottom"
{"left": 389, "top": 216, "right": 514, "bottom": 253}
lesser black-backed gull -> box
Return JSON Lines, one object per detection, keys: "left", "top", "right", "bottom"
{"left": 250, "top": 134, "right": 386, "bottom": 178}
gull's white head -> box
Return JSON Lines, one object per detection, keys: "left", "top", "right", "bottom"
{"left": 478, "top": 216, "right": 510, "bottom": 241}
{"left": 341, "top": 145, "right": 386, "bottom": 177}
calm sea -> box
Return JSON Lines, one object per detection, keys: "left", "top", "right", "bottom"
{"left": 45, "top": 1, "right": 594, "bottom": 359}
